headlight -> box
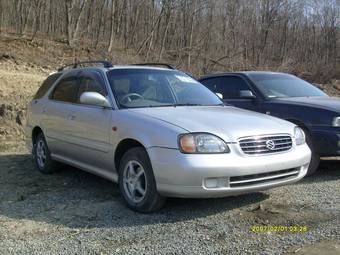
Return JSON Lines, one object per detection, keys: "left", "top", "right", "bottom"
{"left": 294, "top": 127, "right": 305, "bottom": 145}
{"left": 178, "top": 133, "right": 230, "bottom": 153}
{"left": 332, "top": 117, "right": 340, "bottom": 127}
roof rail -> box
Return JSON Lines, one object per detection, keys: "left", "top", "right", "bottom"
{"left": 130, "top": 63, "right": 176, "bottom": 70}
{"left": 57, "top": 60, "right": 113, "bottom": 72}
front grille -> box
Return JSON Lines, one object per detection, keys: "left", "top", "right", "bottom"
{"left": 229, "top": 168, "right": 300, "bottom": 188}
{"left": 239, "top": 135, "right": 292, "bottom": 155}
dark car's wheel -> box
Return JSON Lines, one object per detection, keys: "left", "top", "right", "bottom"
{"left": 118, "top": 147, "right": 165, "bottom": 213}
{"left": 303, "top": 128, "right": 320, "bottom": 176}
{"left": 33, "top": 132, "right": 58, "bottom": 174}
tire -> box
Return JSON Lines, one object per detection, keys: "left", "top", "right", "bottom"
{"left": 33, "top": 132, "right": 58, "bottom": 174}
{"left": 302, "top": 128, "right": 320, "bottom": 176}
{"left": 118, "top": 147, "right": 166, "bottom": 213}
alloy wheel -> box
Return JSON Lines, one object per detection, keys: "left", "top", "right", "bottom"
{"left": 122, "top": 160, "right": 147, "bottom": 203}
{"left": 36, "top": 139, "right": 47, "bottom": 169}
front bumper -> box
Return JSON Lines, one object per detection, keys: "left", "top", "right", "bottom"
{"left": 311, "top": 126, "right": 340, "bottom": 156}
{"left": 147, "top": 143, "right": 311, "bottom": 198}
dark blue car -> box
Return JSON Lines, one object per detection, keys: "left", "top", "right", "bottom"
{"left": 199, "top": 71, "right": 340, "bottom": 176}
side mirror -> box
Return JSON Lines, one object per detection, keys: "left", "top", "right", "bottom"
{"left": 216, "top": 93, "right": 223, "bottom": 99}
{"left": 240, "top": 90, "right": 256, "bottom": 99}
{"left": 80, "top": 92, "right": 111, "bottom": 108}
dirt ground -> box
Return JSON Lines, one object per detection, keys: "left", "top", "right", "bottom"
{"left": 0, "top": 140, "right": 339, "bottom": 254}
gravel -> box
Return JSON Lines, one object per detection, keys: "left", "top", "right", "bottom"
{"left": 0, "top": 142, "right": 339, "bottom": 255}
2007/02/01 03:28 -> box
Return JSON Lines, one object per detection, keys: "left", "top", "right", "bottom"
{"left": 251, "top": 225, "right": 309, "bottom": 232}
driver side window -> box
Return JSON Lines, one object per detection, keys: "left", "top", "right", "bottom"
{"left": 77, "top": 75, "right": 107, "bottom": 104}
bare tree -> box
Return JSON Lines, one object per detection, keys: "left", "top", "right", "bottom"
{"left": 108, "top": 0, "right": 116, "bottom": 52}
{"left": 0, "top": 0, "right": 338, "bottom": 78}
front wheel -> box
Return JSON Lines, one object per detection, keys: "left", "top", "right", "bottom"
{"left": 303, "top": 128, "right": 320, "bottom": 176}
{"left": 118, "top": 147, "right": 165, "bottom": 213}
{"left": 33, "top": 132, "right": 58, "bottom": 174}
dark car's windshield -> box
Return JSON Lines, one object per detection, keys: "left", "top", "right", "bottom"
{"left": 107, "top": 69, "right": 222, "bottom": 108}
{"left": 248, "top": 73, "right": 327, "bottom": 98}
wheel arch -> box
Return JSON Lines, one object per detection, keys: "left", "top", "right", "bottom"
{"left": 114, "top": 138, "right": 147, "bottom": 170}
{"left": 32, "top": 126, "right": 44, "bottom": 145}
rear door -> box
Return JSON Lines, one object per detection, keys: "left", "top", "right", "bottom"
{"left": 28, "top": 72, "right": 62, "bottom": 137}
{"left": 67, "top": 70, "right": 113, "bottom": 172}
{"left": 201, "top": 75, "right": 260, "bottom": 111}
{"left": 43, "top": 71, "right": 80, "bottom": 158}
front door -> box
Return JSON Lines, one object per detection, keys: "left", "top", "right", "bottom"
{"left": 67, "top": 70, "right": 113, "bottom": 172}
{"left": 201, "top": 75, "right": 260, "bottom": 112}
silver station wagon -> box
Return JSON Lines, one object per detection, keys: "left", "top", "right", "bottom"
{"left": 26, "top": 61, "right": 311, "bottom": 212}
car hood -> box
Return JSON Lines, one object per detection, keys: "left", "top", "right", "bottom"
{"left": 274, "top": 96, "right": 340, "bottom": 112}
{"left": 128, "top": 106, "right": 295, "bottom": 142}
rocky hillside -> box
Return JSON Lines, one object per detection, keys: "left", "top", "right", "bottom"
{"left": 0, "top": 61, "right": 45, "bottom": 141}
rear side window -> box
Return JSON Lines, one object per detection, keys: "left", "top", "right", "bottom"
{"left": 201, "top": 76, "right": 251, "bottom": 99}
{"left": 34, "top": 73, "right": 62, "bottom": 99}
{"left": 51, "top": 77, "right": 79, "bottom": 103}
{"left": 201, "top": 78, "right": 220, "bottom": 93}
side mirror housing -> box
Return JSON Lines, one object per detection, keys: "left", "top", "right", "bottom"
{"left": 80, "top": 92, "right": 111, "bottom": 108}
{"left": 240, "top": 90, "right": 256, "bottom": 99}
{"left": 216, "top": 93, "right": 223, "bottom": 99}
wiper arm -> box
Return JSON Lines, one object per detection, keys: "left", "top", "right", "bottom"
{"left": 140, "top": 103, "right": 225, "bottom": 108}
{"left": 174, "top": 103, "right": 225, "bottom": 107}
{"left": 147, "top": 104, "right": 174, "bottom": 108}
{"left": 173, "top": 103, "right": 203, "bottom": 107}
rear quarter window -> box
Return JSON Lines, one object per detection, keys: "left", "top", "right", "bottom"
{"left": 34, "top": 73, "right": 62, "bottom": 99}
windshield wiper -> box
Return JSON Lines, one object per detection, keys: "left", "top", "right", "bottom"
{"left": 173, "top": 103, "right": 203, "bottom": 107}
{"left": 123, "top": 103, "right": 225, "bottom": 108}
{"left": 174, "top": 103, "right": 225, "bottom": 107}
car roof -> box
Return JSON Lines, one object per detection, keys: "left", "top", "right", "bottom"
{"left": 54, "top": 65, "right": 178, "bottom": 75}
{"left": 107, "top": 65, "right": 178, "bottom": 71}
{"left": 50, "top": 65, "right": 178, "bottom": 77}
{"left": 200, "top": 71, "right": 288, "bottom": 79}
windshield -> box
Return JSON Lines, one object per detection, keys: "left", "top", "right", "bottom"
{"left": 248, "top": 73, "right": 327, "bottom": 98}
{"left": 107, "top": 69, "right": 223, "bottom": 108}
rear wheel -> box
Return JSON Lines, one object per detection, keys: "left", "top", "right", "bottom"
{"left": 118, "top": 147, "right": 165, "bottom": 213}
{"left": 33, "top": 132, "right": 58, "bottom": 174}
{"left": 302, "top": 128, "right": 320, "bottom": 176}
